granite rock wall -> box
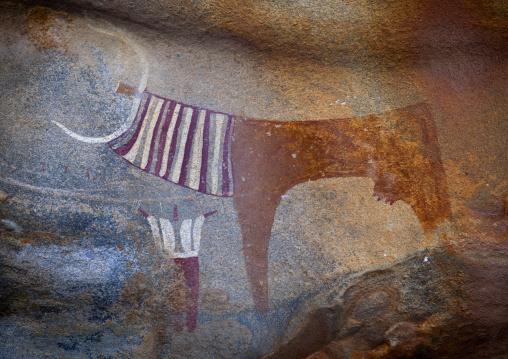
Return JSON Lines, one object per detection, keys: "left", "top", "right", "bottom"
{"left": 0, "top": 1, "right": 507, "bottom": 358}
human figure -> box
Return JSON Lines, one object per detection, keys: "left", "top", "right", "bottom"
{"left": 139, "top": 206, "right": 217, "bottom": 332}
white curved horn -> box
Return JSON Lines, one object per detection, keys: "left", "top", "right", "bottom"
{"left": 53, "top": 23, "right": 149, "bottom": 143}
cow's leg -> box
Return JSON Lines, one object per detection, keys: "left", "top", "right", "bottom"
{"left": 233, "top": 188, "right": 282, "bottom": 313}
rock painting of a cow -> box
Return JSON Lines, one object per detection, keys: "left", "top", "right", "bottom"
{"left": 54, "top": 25, "right": 451, "bottom": 314}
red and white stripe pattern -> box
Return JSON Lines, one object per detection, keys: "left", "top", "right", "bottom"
{"left": 109, "top": 92, "right": 234, "bottom": 197}
{"left": 139, "top": 207, "right": 217, "bottom": 259}
{"left": 146, "top": 215, "right": 205, "bottom": 259}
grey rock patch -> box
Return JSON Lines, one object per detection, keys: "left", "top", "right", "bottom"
{"left": 0, "top": 219, "right": 23, "bottom": 232}
{"left": 169, "top": 319, "right": 253, "bottom": 359}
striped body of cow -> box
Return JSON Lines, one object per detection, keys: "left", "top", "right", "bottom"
{"left": 110, "top": 92, "right": 234, "bottom": 197}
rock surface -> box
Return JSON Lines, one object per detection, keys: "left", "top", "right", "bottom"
{"left": 0, "top": 0, "right": 507, "bottom": 358}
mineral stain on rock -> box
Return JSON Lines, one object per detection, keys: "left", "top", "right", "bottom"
{"left": 24, "top": 6, "right": 73, "bottom": 52}
{"left": 0, "top": 190, "right": 7, "bottom": 203}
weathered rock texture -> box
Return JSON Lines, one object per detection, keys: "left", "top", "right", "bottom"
{"left": 0, "top": 0, "right": 507, "bottom": 358}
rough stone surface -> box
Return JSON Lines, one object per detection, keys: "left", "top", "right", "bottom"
{"left": 0, "top": 0, "right": 507, "bottom": 358}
